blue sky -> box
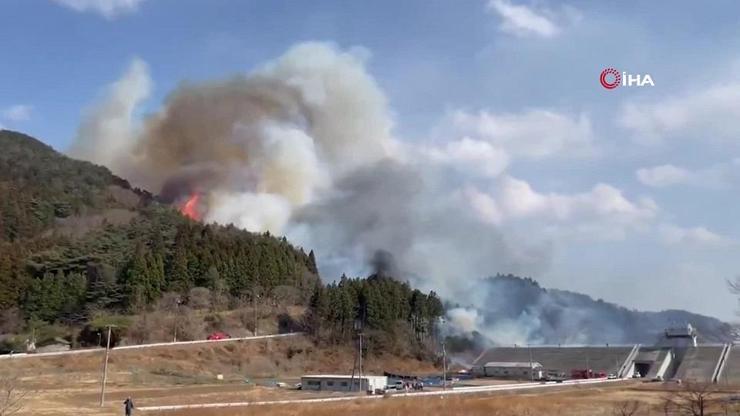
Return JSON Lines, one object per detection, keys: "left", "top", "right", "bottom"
{"left": 2, "top": 0, "right": 740, "bottom": 321}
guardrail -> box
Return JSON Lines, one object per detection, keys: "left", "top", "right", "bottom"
{"left": 0, "top": 332, "right": 303, "bottom": 360}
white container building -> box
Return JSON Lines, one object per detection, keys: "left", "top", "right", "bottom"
{"left": 300, "top": 374, "right": 388, "bottom": 393}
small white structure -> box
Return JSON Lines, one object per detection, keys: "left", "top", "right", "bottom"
{"left": 476, "top": 361, "right": 544, "bottom": 380}
{"left": 300, "top": 375, "right": 388, "bottom": 393}
{"left": 664, "top": 324, "right": 698, "bottom": 347}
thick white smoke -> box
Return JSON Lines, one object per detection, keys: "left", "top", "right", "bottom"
{"left": 69, "top": 41, "right": 661, "bottom": 345}
{"left": 68, "top": 58, "right": 151, "bottom": 173}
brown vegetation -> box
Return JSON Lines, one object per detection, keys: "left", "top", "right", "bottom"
{"left": 0, "top": 372, "right": 30, "bottom": 416}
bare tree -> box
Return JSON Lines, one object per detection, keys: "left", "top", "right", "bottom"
{"left": 613, "top": 400, "right": 642, "bottom": 416}
{"left": 187, "top": 287, "right": 212, "bottom": 310}
{"left": 730, "top": 276, "right": 740, "bottom": 317}
{"left": 663, "top": 382, "right": 716, "bottom": 416}
{"left": 237, "top": 286, "right": 265, "bottom": 334}
{"left": 172, "top": 306, "right": 205, "bottom": 341}
{"left": 0, "top": 308, "right": 22, "bottom": 334}
{"left": 0, "top": 373, "right": 29, "bottom": 416}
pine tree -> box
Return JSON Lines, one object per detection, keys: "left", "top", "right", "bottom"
{"left": 123, "top": 244, "right": 150, "bottom": 311}
{"left": 306, "top": 283, "right": 328, "bottom": 339}
{"left": 85, "top": 262, "right": 122, "bottom": 311}
{"left": 307, "top": 250, "right": 318, "bottom": 274}
{"left": 168, "top": 244, "right": 191, "bottom": 293}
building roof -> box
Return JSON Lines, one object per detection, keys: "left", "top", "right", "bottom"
{"left": 483, "top": 362, "right": 543, "bottom": 368}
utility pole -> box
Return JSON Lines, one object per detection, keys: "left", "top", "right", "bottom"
{"left": 438, "top": 317, "right": 448, "bottom": 391}
{"left": 358, "top": 331, "right": 363, "bottom": 391}
{"left": 350, "top": 319, "right": 364, "bottom": 393}
{"left": 253, "top": 291, "right": 259, "bottom": 337}
{"left": 528, "top": 344, "right": 534, "bottom": 381}
{"left": 99, "top": 325, "right": 114, "bottom": 407}
{"left": 173, "top": 298, "right": 182, "bottom": 343}
{"left": 442, "top": 341, "right": 447, "bottom": 390}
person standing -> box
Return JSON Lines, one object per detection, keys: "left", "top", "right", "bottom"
{"left": 123, "top": 397, "right": 135, "bottom": 416}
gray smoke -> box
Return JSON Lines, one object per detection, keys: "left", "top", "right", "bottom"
{"left": 447, "top": 274, "right": 733, "bottom": 345}
{"left": 68, "top": 41, "right": 565, "bottom": 344}
{"left": 290, "top": 158, "right": 549, "bottom": 295}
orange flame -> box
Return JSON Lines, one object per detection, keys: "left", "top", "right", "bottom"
{"left": 180, "top": 193, "right": 202, "bottom": 221}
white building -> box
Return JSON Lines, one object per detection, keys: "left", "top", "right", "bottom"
{"left": 300, "top": 375, "right": 388, "bottom": 393}
{"left": 476, "top": 361, "right": 544, "bottom": 380}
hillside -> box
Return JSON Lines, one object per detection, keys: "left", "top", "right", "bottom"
{"left": 0, "top": 130, "right": 730, "bottom": 358}
{"left": 0, "top": 130, "right": 150, "bottom": 242}
{"left": 0, "top": 130, "right": 320, "bottom": 338}
{"left": 455, "top": 274, "right": 734, "bottom": 346}
{"left": 0, "top": 131, "right": 444, "bottom": 363}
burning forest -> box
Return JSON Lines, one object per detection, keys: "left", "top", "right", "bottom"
{"left": 64, "top": 41, "right": 728, "bottom": 346}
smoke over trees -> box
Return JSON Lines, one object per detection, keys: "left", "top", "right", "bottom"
{"left": 62, "top": 41, "right": 731, "bottom": 346}
{"left": 65, "top": 41, "right": 546, "bottom": 341}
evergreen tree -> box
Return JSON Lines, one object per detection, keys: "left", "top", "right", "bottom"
{"left": 85, "top": 262, "right": 122, "bottom": 311}
{"left": 307, "top": 250, "right": 318, "bottom": 274}
{"left": 306, "top": 283, "right": 328, "bottom": 339}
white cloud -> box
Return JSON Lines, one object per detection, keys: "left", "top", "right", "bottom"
{"left": 496, "top": 176, "right": 657, "bottom": 223}
{"left": 51, "top": 0, "right": 146, "bottom": 19}
{"left": 636, "top": 164, "right": 691, "bottom": 187}
{"left": 421, "top": 137, "right": 510, "bottom": 177}
{"left": 450, "top": 109, "right": 595, "bottom": 159}
{"left": 619, "top": 82, "right": 740, "bottom": 145}
{"left": 486, "top": 0, "right": 561, "bottom": 38}
{"left": 636, "top": 160, "right": 740, "bottom": 189}
{"left": 466, "top": 176, "right": 657, "bottom": 241}
{"left": 659, "top": 224, "right": 734, "bottom": 247}
{"left": 2, "top": 105, "right": 32, "bottom": 122}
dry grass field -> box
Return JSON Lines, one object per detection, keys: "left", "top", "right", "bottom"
{"left": 3, "top": 338, "right": 739, "bottom": 416}
{"left": 1, "top": 335, "right": 435, "bottom": 415}
{"left": 149, "top": 384, "right": 740, "bottom": 416}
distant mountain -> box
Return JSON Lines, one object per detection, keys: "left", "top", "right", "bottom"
{"left": 453, "top": 274, "right": 733, "bottom": 345}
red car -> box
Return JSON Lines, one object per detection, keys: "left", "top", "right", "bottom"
{"left": 207, "top": 331, "right": 231, "bottom": 341}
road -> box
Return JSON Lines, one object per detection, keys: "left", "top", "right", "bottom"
{"left": 0, "top": 332, "right": 303, "bottom": 360}
{"left": 137, "top": 377, "right": 626, "bottom": 412}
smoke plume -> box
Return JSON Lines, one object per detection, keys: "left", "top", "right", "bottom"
{"left": 69, "top": 41, "right": 558, "bottom": 344}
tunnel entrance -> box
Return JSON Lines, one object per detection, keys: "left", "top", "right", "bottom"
{"left": 634, "top": 362, "right": 651, "bottom": 377}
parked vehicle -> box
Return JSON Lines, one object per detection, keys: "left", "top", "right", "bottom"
{"left": 207, "top": 331, "right": 231, "bottom": 340}
{"left": 542, "top": 370, "right": 567, "bottom": 382}
{"left": 570, "top": 369, "right": 607, "bottom": 379}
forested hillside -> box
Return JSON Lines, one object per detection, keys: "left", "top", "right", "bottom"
{"left": 0, "top": 130, "right": 147, "bottom": 242}
{"left": 0, "top": 130, "right": 444, "bottom": 359}
{"left": 0, "top": 131, "right": 319, "bottom": 336}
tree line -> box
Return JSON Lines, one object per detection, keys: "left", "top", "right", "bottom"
{"left": 0, "top": 207, "right": 320, "bottom": 325}
{"left": 306, "top": 273, "right": 444, "bottom": 356}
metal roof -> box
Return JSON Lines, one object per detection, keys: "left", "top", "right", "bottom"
{"left": 483, "top": 362, "right": 543, "bottom": 368}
